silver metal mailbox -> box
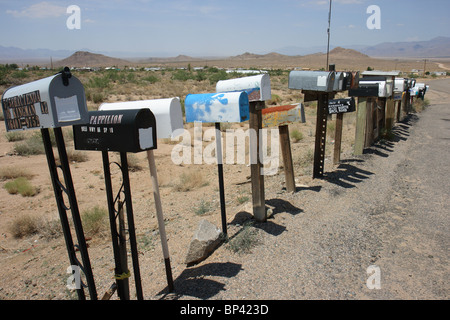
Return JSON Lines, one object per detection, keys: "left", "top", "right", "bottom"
{"left": 1, "top": 69, "right": 88, "bottom": 132}
{"left": 216, "top": 74, "right": 271, "bottom": 102}
{"left": 332, "top": 72, "right": 345, "bottom": 92}
{"left": 288, "top": 70, "right": 336, "bottom": 92}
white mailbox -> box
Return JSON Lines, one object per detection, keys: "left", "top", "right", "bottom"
{"left": 288, "top": 70, "right": 336, "bottom": 92}
{"left": 394, "top": 78, "right": 407, "bottom": 92}
{"left": 1, "top": 69, "right": 88, "bottom": 132}
{"left": 185, "top": 92, "right": 249, "bottom": 123}
{"left": 216, "top": 74, "right": 271, "bottom": 102}
{"left": 99, "top": 97, "right": 183, "bottom": 139}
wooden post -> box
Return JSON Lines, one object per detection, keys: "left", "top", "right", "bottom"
{"left": 385, "top": 97, "right": 395, "bottom": 132}
{"left": 261, "top": 103, "right": 305, "bottom": 193}
{"left": 313, "top": 93, "right": 329, "bottom": 178}
{"left": 249, "top": 101, "right": 266, "bottom": 222}
{"left": 365, "top": 99, "right": 374, "bottom": 148}
{"left": 354, "top": 97, "right": 368, "bottom": 155}
{"left": 279, "top": 125, "right": 295, "bottom": 192}
{"left": 146, "top": 150, "right": 174, "bottom": 292}
{"left": 333, "top": 113, "right": 344, "bottom": 165}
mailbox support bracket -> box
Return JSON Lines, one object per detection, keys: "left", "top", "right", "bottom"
{"left": 101, "top": 151, "right": 144, "bottom": 300}
{"left": 42, "top": 128, "right": 98, "bottom": 300}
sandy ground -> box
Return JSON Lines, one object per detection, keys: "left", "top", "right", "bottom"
{"left": 0, "top": 79, "right": 448, "bottom": 301}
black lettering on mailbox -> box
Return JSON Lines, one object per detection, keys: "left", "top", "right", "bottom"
{"left": 328, "top": 98, "right": 355, "bottom": 115}
{"left": 2, "top": 90, "right": 42, "bottom": 131}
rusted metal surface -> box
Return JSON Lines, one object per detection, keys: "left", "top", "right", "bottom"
{"left": 261, "top": 103, "right": 305, "bottom": 128}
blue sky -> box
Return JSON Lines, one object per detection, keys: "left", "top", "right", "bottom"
{"left": 0, "top": 0, "right": 449, "bottom": 57}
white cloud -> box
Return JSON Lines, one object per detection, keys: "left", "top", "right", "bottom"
{"left": 6, "top": 2, "right": 66, "bottom": 19}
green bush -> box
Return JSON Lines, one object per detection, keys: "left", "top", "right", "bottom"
{"left": 142, "top": 74, "right": 159, "bottom": 83}
{"left": 4, "top": 177, "right": 38, "bottom": 197}
{"left": 171, "top": 69, "right": 195, "bottom": 81}
{"left": 290, "top": 129, "right": 304, "bottom": 142}
{"left": 208, "top": 70, "right": 229, "bottom": 84}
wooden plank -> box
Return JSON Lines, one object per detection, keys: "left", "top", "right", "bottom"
{"left": 365, "top": 99, "right": 374, "bottom": 148}
{"left": 333, "top": 113, "right": 344, "bottom": 165}
{"left": 354, "top": 97, "right": 367, "bottom": 155}
{"left": 279, "top": 125, "right": 295, "bottom": 193}
{"left": 249, "top": 101, "right": 266, "bottom": 222}
{"left": 261, "top": 104, "right": 305, "bottom": 128}
{"left": 385, "top": 97, "right": 395, "bottom": 131}
{"left": 146, "top": 149, "right": 174, "bottom": 292}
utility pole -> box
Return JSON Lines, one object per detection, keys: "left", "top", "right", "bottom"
{"left": 326, "top": 0, "right": 332, "bottom": 69}
{"left": 423, "top": 59, "right": 427, "bottom": 76}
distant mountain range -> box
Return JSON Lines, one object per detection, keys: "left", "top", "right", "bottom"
{"left": 358, "top": 36, "right": 450, "bottom": 58}
{"left": 1, "top": 36, "right": 449, "bottom": 64}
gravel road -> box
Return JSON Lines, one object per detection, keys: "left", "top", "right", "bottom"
{"left": 169, "top": 78, "right": 449, "bottom": 300}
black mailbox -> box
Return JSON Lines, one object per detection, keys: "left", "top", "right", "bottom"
{"left": 73, "top": 109, "right": 157, "bottom": 153}
{"left": 348, "top": 83, "right": 379, "bottom": 97}
{"left": 328, "top": 97, "right": 356, "bottom": 114}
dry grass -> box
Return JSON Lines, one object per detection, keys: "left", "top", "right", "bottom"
{"left": 9, "top": 214, "right": 39, "bottom": 238}
{"left": 0, "top": 166, "right": 35, "bottom": 181}
{"left": 172, "top": 169, "right": 209, "bottom": 192}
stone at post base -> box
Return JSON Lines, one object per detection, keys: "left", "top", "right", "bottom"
{"left": 185, "top": 219, "right": 223, "bottom": 266}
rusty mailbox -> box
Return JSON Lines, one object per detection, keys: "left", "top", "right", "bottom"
{"left": 73, "top": 109, "right": 157, "bottom": 153}
{"left": 2, "top": 70, "right": 88, "bottom": 131}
